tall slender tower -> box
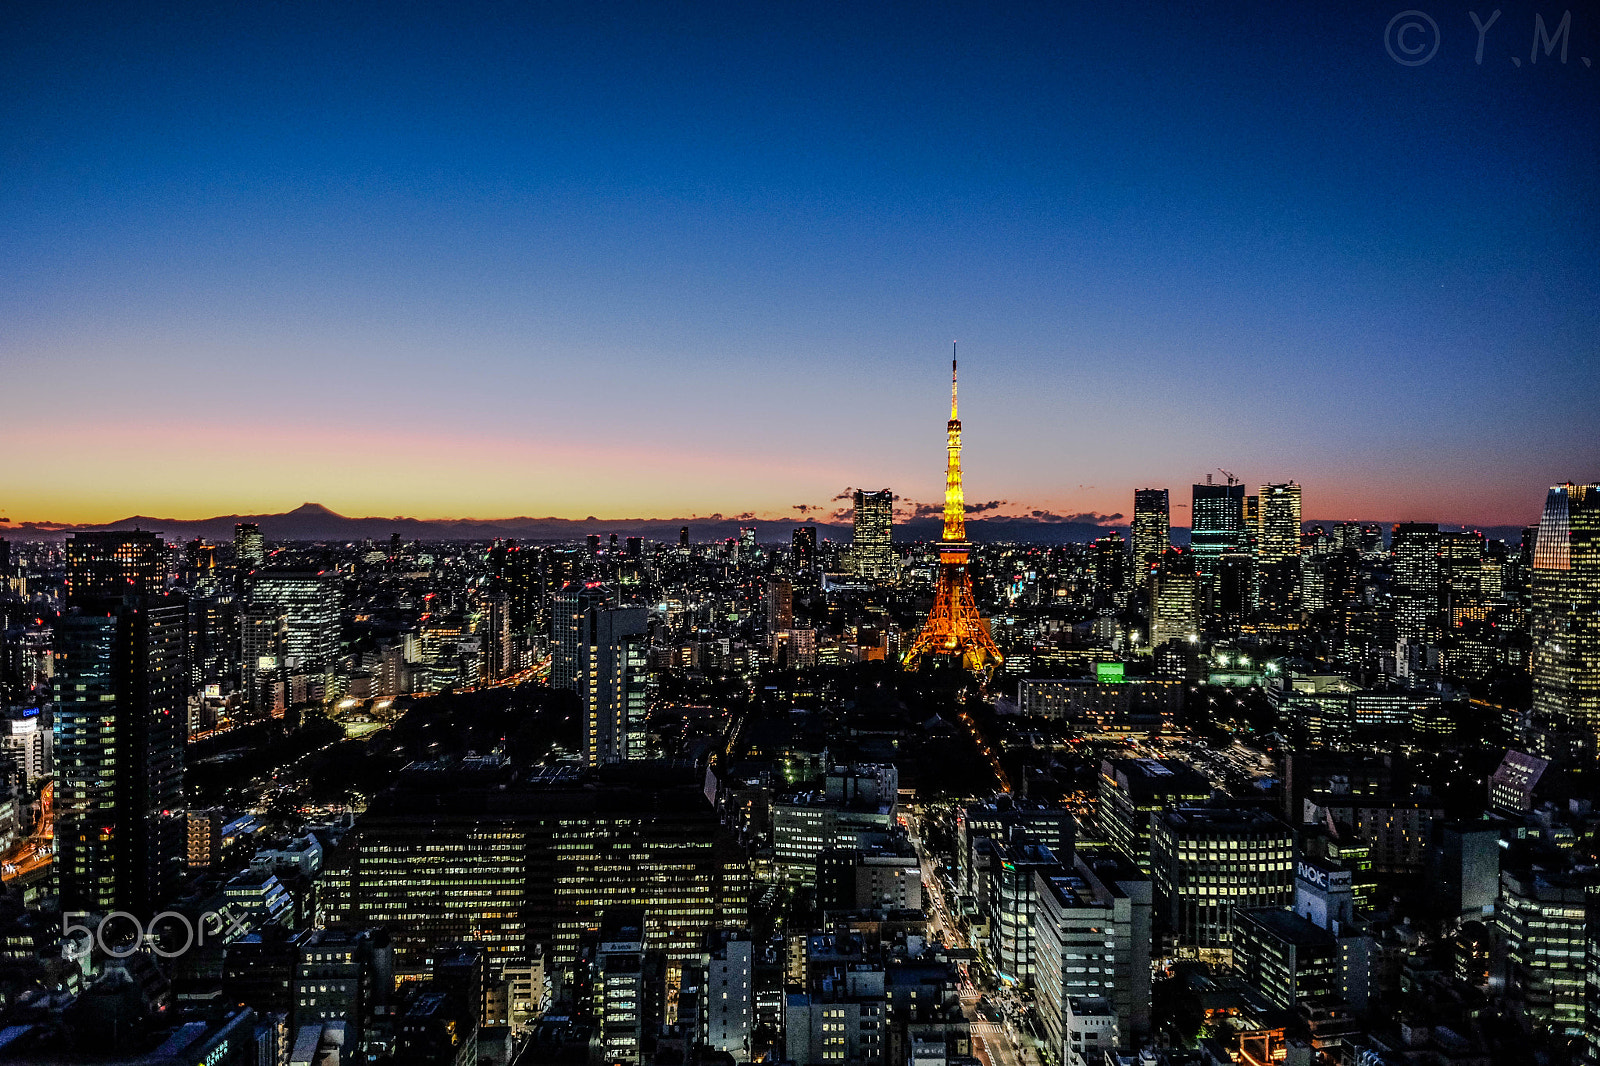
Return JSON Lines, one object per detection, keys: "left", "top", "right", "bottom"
{"left": 904, "top": 353, "right": 1002, "bottom": 674}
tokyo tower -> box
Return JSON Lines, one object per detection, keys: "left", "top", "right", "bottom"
{"left": 903, "top": 350, "right": 1003, "bottom": 675}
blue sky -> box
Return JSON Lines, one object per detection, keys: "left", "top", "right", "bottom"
{"left": 4, "top": 1, "right": 1596, "bottom": 526}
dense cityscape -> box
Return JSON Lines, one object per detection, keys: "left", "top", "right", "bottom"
{"left": 0, "top": 362, "right": 1596, "bottom": 1066}
{"left": 6, "top": 4, "right": 1597, "bottom": 1066}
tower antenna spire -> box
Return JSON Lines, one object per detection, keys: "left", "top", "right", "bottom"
{"left": 951, "top": 341, "right": 959, "bottom": 421}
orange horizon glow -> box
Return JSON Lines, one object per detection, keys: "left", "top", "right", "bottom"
{"left": 1, "top": 409, "right": 1554, "bottom": 532}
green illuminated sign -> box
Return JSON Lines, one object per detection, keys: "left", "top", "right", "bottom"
{"left": 1096, "top": 662, "right": 1126, "bottom": 684}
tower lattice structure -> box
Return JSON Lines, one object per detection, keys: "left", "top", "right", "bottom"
{"left": 904, "top": 354, "right": 1002, "bottom": 675}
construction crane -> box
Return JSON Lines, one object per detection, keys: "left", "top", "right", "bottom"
{"left": 1217, "top": 468, "right": 1239, "bottom": 486}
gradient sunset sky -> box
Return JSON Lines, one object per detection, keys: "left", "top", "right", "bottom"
{"left": 4, "top": 1, "right": 1596, "bottom": 529}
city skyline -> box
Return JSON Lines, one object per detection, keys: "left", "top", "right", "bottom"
{"left": 7, "top": 4, "right": 1600, "bottom": 1063}
{"left": 5, "top": 3, "right": 1596, "bottom": 528}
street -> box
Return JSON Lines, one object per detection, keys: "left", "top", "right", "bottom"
{"left": 908, "top": 807, "right": 1038, "bottom": 1066}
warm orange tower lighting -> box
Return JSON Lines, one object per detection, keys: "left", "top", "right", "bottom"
{"left": 904, "top": 351, "right": 1003, "bottom": 675}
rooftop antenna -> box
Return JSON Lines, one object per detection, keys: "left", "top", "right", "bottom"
{"left": 950, "top": 341, "right": 958, "bottom": 420}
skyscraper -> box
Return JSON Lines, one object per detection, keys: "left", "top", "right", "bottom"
{"left": 851, "top": 490, "right": 894, "bottom": 581}
{"left": 1256, "top": 482, "right": 1303, "bottom": 614}
{"left": 904, "top": 357, "right": 1002, "bottom": 674}
{"left": 791, "top": 526, "right": 818, "bottom": 576}
{"left": 552, "top": 582, "right": 612, "bottom": 693}
{"left": 1092, "top": 532, "right": 1128, "bottom": 609}
{"left": 246, "top": 569, "right": 342, "bottom": 673}
{"left": 765, "top": 576, "right": 794, "bottom": 634}
{"left": 1150, "top": 806, "right": 1295, "bottom": 956}
{"left": 1190, "top": 482, "right": 1245, "bottom": 590}
{"left": 1391, "top": 522, "right": 1443, "bottom": 643}
{"left": 57, "top": 532, "right": 186, "bottom": 916}
{"left": 1256, "top": 482, "right": 1303, "bottom": 564}
{"left": 325, "top": 770, "right": 748, "bottom": 975}
{"left": 1530, "top": 484, "right": 1600, "bottom": 733}
{"left": 234, "top": 522, "right": 265, "bottom": 570}
{"left": 184, "top": 538, "right": 219, "bottom": 594}
{"left": 1216, "top": 554, "right": 1256, "bottom": 627}
{"left": 551, "top": 583, "right": 650, "bottom": 764}
{"left": 486, "top": 539, "right": 542, "bottom": 633}
{"left": 64, "top": 530, "right": 166, "bottom": 602}
{"left": 1148, "top": 548, "right": 1201, "bottom": 649}
{"left": 1131, "top": 490, "right": 1170, "bottom": 583}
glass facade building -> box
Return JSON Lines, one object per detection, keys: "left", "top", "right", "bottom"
{"left": 1190, "top": 482, "right": 1245, "bottom": 591}
{"left": 1130, "top": 489, "right": 1170, "bottom": 584}
{"left": 851, "top": 490, "right": 895, "bottom": 582}
{"left": 1530, "top": 484, "right": 1600, "bottom": 732}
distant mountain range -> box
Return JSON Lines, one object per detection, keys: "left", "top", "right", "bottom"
{"left": 0, "top": 502, "right": 1528, "bottom": 547}
{"left": 2, "top": 502, "right": 1120, "bottom": 545}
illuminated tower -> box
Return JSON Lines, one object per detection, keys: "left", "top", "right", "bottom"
{"left": 904, "top": 354, "right": 1002, "bottom": 674}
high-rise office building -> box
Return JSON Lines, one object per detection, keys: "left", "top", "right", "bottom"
{"left": 1191, "top": 482, "right": 1245, "bottom": 590}
{"left": 57, "top": 533, "right": 186, "bottom": 916}
{"left": 553, "top": 583, "right": 611, "bottom": 692}
{"left": 1033, "top": 847, "right": 1153, "bottom": 1051}
{"left": 482, "top": 592, "right": 514, "bottom": 682}
{"left": 1131, "top": 489, "right": 1170, "bottom": 583}
{"left": 851, "top": 490, "right": 895, "bottom": 581}
{"left": 1098, "top": 758, "right": 1212, "bottom": 873}
{"left": 707, "top": 938, "right": 755, "bottom": 1055}
{"left": 1256, "top": 482, "right": 1303, "bottom": 614}
{"left": 552, "top": 584, "right": 650, "bottom": 764}
{"left": 325, "top": 767, "right": 749, "bottom": 975}
{"left": 1216, "top": 554, "right": 1256, "bottom": 627}
{"left": 1150, "top": 806, "right": 1295, "bottom": 957}
{"left": 1231, "top": 908, "right": 1340, "bottom": 1015}
{"left": 247, "top": 569, "right": 342, "bottom": 673}
{"left": 184, "top": 538, "right": 219, "bottom": 594}
{"left": 590, "top": 608, "right": 650, "bottom": 764}
{"left": 988, "top": 841, "right": 1062, "bottom": 982}
{"left": 1256, "top": 482, "right": 1303, "bottom": 565}
{"left": 1092, "top": 532, "right": 1128, "bottom": 608}
{"left": 185, "top": 593, "right": 235, "bottom": 694}
{"left": 766, "top": 576, "right": 794, "bottom": 634}
{"left": 1391, "top": 522, "right": 1443, "bottom": 643}
{"left": 792, "top": 526, "right": 818, "bottom": 576}
{"left": 234, "top": 522, "right": 266, "bottom": 570}
{"left": 1497, "top": 864, "right": 1598, "bottom": 1035}
{"left": 486, "top": 539, "right": 543, "bottom": 633}
{"left": 1530, "top": 484, "right": 1600, "bottom": 732}
{"left": 64, "top": 530, "right": 166, "bottom": 602}
{"left": 1148, "top": 548, "right": 1200, "bottom": 649}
